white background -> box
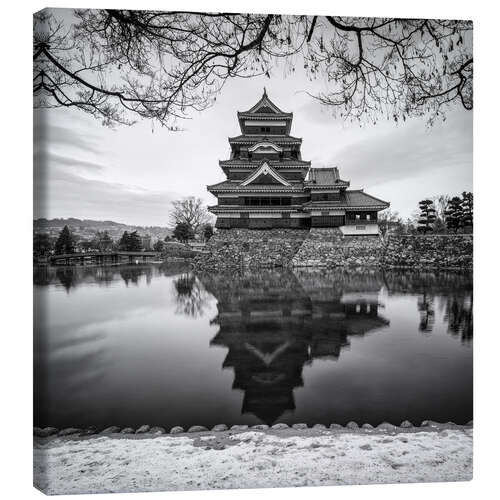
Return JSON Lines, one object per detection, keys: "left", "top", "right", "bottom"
{"left": 1, "top": 1, "right": 498, "bottom": 499}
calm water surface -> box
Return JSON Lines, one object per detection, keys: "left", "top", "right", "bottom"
{"left": 34, "top": 264, "right": 472, "bottom": 429}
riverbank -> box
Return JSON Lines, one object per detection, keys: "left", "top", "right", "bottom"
{"left": 34, "top": 423, "right": 472, "bottom": 495}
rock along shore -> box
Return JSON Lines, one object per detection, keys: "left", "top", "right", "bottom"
{"left": 34, "top": 421, "right": 472, "bottom": 495}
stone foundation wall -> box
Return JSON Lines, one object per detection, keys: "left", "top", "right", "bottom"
{"left": 291, "top": 229, "right": 384, "bottom": 267}
{"left": 193, "top": 229, "right": 309, "bottom": 271}
{"left": 194, "top": 230, "right": 473, "bottom": 270}
{"left": 381, "top": 234, "right": 473, "bottom": 269}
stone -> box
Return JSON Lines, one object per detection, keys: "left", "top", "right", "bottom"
{"left": 34, "top": 427, "right": 58, "bottom": 438}
{"left": 230, "top": 425, "right": 249, "bottom": 431}
{"left": 420, "top": 420, "right": 439, "bottom": 428}
{"left": 150, "top": 426, "right": 166, "bottom": 434}
{"left": 359, "top": 444, "right": 372, "bottom": 451}
{"left": 400, "top": 420, "right": 413, "bottom": 428}
{"left": 313, "top": 424, "right": 327, "bottom": 430}
{"left": 100, "top": 426, "right": 121, "bottom": 434}
{"left": 80, "top": 426, "right": 97, "bottom": 436}
{"left": 346, "top": 421, "right": 359, "bottom": 430}
{"left": 170, "top": 426, "right": 184, "bottom": 434}
{"left": 58, "top": 428, "right": 82, "bottom": 436}
{"left": 467, "top": 420, "right": 473, "bottom": 427}
{"left": 135, "top": 425, "right": 151, "bottom": 434}
{"left": 251, "top": 424, "right": 269, "bottom": 430}
{"left": 377, "top": 422, "right": 397, "bottom": 431}
{"left": 271, "top": 423, "right": 289, "bottom": 430}
{"left": 361, "top": 423, "right": 374, "bottom": 430}
{"left": 329, "top": 423, "right": 343, "bottom": 430}
{"left": 212, "top": 424, "right": 228, "bottom": 432}
{"left": 292, "top": 423, "right": 308, "bottom": 430}
{"left": 187, "top": 426, "right": 208, "bottom": 433}
{"left": 120, "top": 427, "right": 135, "bottom": 434}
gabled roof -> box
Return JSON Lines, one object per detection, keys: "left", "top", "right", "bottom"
{"left": 305, "top": 167, "right": 350, "bottom": 188}
{"left": 239, "top": 88, "right": 290, "bottom": 116}
{"left": 343, "top": 190, "right": 390, "bottom": 208}
{"left": 237, "top": 90, "right": 293, "bottom": 134}
{"left": 241, "top": 162, "right": 291, "bottom": 187}
{"left": 302, "top": 190, "right": 390, "bottom": 210}
{"left": 207, "top": 180, "right": 304, "bottom": 193}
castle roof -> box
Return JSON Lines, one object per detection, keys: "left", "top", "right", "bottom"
{"left": 220, "top": 158, "right": 311, "bottom": 168}
{"left": 305, "top": 167, "right": 350, "bottom": 188}
{"left": 238, "top": 88, "right": 292, "bottom": 117}
{"left": 303, "top": 190, "right": 390, "bottom": 210}
{"left": 228, "top": 135, "right": 302, "bottom": 145}
{"left": 207, "top": 179, "right": 304, "bottom": 193}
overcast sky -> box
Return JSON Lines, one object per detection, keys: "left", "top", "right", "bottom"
{"left": 34, "top": 50, "right": 472, "bottom": 226}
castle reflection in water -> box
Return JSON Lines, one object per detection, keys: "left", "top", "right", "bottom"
{"left": 34, "top": 264, "right": 473, "bottom": 426}
{"left": 199, "top": 270, "right": 390, "bottom": 424}
{"left": 198, "top": 268, "right": 471, "bottom": 424}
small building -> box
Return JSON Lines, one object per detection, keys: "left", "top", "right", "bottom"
{"left": 207, "top": 90, "right": 389, "bottom": 235}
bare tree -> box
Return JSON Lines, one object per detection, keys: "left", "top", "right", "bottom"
{"left": 169, "top": 196, "right": 210, "bottom": 233}
{"left": 34, "top": 10, "right": 472, "bottom": 128}
{"left": 432, "top": 194, "right": 451, "bottom": 232}
{"left": 378, "top": 209, "right": 402, "bottom": 237}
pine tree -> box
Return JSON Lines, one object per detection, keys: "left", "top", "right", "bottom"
{"left": 461, "top": 192, "right": 473, "bottom": 232}
{"left": 417, "top": 200, "right": 437, "bottom": 234}
{"left": 118, "top": 231, "right": 130, "bottom": 250}
{"left": 445, "top": 197, "right": 464, "bottom": 233}
{"left": 173, "top": 222, "right": 195, "bottom": 243}
{"left": 54, "top": 225, "right": 75, "bottom": 255}
{"left": 128, "top": 231, "right": 143, "bottom": 251}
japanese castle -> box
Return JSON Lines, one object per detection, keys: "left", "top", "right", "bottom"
{"left": 207, "top": 89, "right": 389, "bottom": 234}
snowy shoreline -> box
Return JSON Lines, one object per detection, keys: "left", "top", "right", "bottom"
{"left": 34, "top": 424, "right": 473, "bottom": 495}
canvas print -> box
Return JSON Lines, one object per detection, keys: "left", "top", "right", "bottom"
{"left": 33, "top": 7, "right": 473, "bottom": 495}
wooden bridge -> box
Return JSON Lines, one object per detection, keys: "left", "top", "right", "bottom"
{"left": 48, "top": 251, "right": 161, "bottom": 266}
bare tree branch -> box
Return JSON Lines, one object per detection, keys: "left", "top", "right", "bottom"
{"left": 33, "top": 10, "right": 472, "bottom": 127}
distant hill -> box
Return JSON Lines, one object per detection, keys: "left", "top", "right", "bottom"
{"left": 34, "top": 218, "right": 172, "bottom": 238}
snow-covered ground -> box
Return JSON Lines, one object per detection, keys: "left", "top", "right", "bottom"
{"left": 34, "top": 427, "right": 472, "bottom": 495}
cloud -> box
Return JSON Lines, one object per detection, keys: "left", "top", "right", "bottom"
{"left": 48, "top": 153, "right": 106, "bottom": 173}
{"left": 35, "top": 168, "right": 180, "bottom": 226}
{"left": 331, "top": 110, "right": 472, "bottom": 189}
{"left": 298, "top": 98, "right": 340, "bottom": 125}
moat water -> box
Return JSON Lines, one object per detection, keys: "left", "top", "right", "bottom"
{"left": 34, "top": 264, "right": 472, "bottom": 430}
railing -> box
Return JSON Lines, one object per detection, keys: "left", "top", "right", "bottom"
{"left": 344, "top": 219, "right": 378, "bottom": 225}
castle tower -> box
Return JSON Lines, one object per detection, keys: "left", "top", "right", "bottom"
{"left": 207, "top": 90, "right": 389, "bottom": 234}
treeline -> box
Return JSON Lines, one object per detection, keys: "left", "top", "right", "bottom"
{"left": 379, "top": 192, "right": 473, "bottom": 236}
{"left": 33, "top": 226, "right": 165, "bottom": 258}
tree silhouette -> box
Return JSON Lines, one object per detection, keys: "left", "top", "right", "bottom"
{"left": 170, "top": 197, "right": 210, "bottom": 234}
{"left": 118, "top": 230, "right": 142, "bottom": 251}
{"left": 153, "top": 240, "right": 165, "bottom": 253}
{"left": 33, "top": 233, "right": 53, "bottom": 257}
{"left": 417, "top": 200, "right": 436, "bottom": 234}
{"left": 445, "top": 196, "right": 464, "bottom": 233}
{"left": 173, "top": 222, "right": 195, "bottom": 243}
{"left": 54, "top": 225, "right": 75, "bottom": 254}
{"left": 34, "top": 10, "right": 472, "bottom": 127}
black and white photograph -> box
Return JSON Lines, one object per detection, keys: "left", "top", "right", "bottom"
{"left": 32, "top": 6, "right": 473, "bottom": 495}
